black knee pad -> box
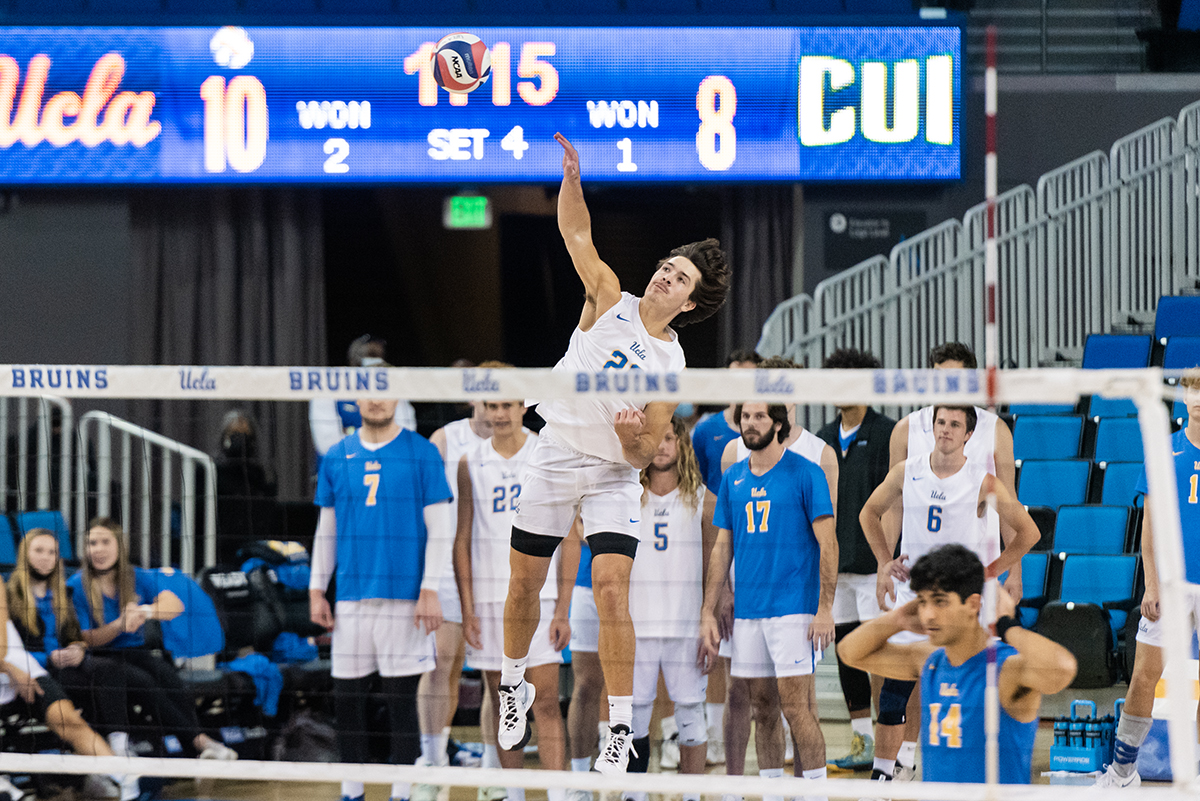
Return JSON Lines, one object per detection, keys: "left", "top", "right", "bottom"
{"left": 588, "top": 532, "right": 638, "bottom": 559}
{"left": 628, "top": 736, "right": 651, "bottom": 773}
{"left": 511, "top": 526, "right": 562, "bottom": 558}
{"left": 878, "top": 679, "right": 916, "bottom": 726}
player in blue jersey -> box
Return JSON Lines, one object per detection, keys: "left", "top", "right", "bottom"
{"left": 309, "top": 392, "right": 454, "bottom": 801}
{"left": 700, "top": 402, "right": 838, "bottom": 794}
{"left": 1096, "top": 368, "right": 1200, "bottom": 788}
{"left": 839, "top": 544, "right": 1076, "bottom": 785}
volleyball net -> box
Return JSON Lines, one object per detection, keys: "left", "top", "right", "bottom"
{"left": 0, "top": 364, "right": 1193, "bottom": 801}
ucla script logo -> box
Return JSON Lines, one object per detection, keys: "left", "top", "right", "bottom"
{"left": 462, "top": 369, "right": 500, "bottom": 393}
{"left": 754, "top": 372, "right": 796, "bottom": 395}
{"left": 179, "top": 368, "right": 216, "bottom": 391}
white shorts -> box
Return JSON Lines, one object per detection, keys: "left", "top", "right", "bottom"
{"left": 632, "top": 636, "right": 708, "bottom": 705}
{"left": 731, "top": 615, "right": 821, "bottom": 679}
{"left": 439, "top": 574, "right": 462, "bottom": 624}
{"left": 1136, "top": 591, "right": 1200, "bottom": 647}
{"left": 570, "top": 586, "right": 600, "bottom": 653}
{"left": 0, "top": 621, "right": 48, "bottom": 706}
{"left": 718, "top": 638, "right": 731, "bottom": 659}
{"left": 331, "top": 599, "right": 436, "bottom": 679}
{"left": 512, "top": 429, "right": 642, "bottom": 540}
{"left": 833, "top": 573, "right": 884, "bottom": 626}
{"left": 467, "top": 599, "right": 563, "bottom": 671}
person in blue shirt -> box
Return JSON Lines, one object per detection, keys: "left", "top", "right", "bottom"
{"left": 839, "top": 544, "right": 1076, "bottom": 785}
{"left": 700, "top": 402, "right": 838, "bottom": 794}
{"left": 1096, "top": 368, "right": 1200, "bottom": 788}
{"left": 308, "top": 393, "right": 454, "bottom": 801}
{"left": 69, "top": 517, "right": 237, "bottom": 761}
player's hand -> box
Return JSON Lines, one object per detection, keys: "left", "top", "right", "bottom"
{"left": 809, "top": 609, "right": 835, "bottom": 651}
{"left": 50, "top": 643, "right": 85, "bottom": 669}
{"left": 996, "top": 583, "right": 1018, "bottom": 621}
{"left": 699, "top": 611, "right": 722, "bottom": 673}
{"left": 548, "top": 614, "right": 571, "bottom": 652}
{"left": 463, "top": 613, "right": 483, "bottom": 651}
{"left": 309, "top": 590, "right": 335, "bottom": 631}
{"left": 716, "top": 583, "right": 735, "bottom": 641}
{"left": 696, "top": 637, "right": 715, "bottom": 675}
{"left": 555, "top": 133, "right": 580, "bottom": 180}
{"left": 888, "top": 555, "right": 911, "bottom": 582}
{"left": 890, "top": 598, "right": 925, "bottom": 635}
{"left": 1142, "top": 586, "right": 1161, "bottom": 622}
{"left": 122, "top": 601, "right": 149, "bottom": 633}
{"left": 1002, "top": 573, "right": 1023, "bottom": 602}
{"left": 614, "top": 408, "right": 647, "bottom": 443}
{"left": 7, "top": 666, "right": 43, "bottom": 704}
{"left": 415, "top": 589, "right": 443, "bottom": 635}
{"left": 876, "top": 570, "right": 897, "bottom": 611}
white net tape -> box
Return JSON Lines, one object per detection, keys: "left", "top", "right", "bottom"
{"left": 0, "top": 365, "right": 1192, "bottom": 800}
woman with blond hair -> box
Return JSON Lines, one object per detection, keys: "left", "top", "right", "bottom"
{"left": 68, "top": 517, "right": 236, "bottom": 760}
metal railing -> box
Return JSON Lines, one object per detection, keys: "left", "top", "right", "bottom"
{"left": 0, "top": 396, "right": 74, "bottom": 525}
{"left": 75, "top": 412, "right": 216, "bottom": 575}
{"left": 760, "top": 98, "right": 1200, "bottom": 425}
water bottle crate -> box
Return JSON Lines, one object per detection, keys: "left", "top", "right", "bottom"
{"left": 1049, "top": 699, "right": 1119, "bottom": 774}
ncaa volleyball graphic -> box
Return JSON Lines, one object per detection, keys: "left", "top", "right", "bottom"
{"left": 431, "top": 32, "right": 492, "bottom": 94}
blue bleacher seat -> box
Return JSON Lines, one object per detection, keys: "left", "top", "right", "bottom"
{"left": 1013, "top": 415, "right": 1082, "bottom": 461}
{"left": 1099, "top": 461, "right": 1144, "bottom": 506}
{"left": 13, "top": 510, "right": 73, "bottom": 561}
{"left": 1086, "top": 395, "right": 1138, "bottom": 419}
{"left": 1163, "top": 336, "right": 1200, "bottom": 378}
{"left": 1094, "top": 417, "right": 1145, "bottom": 463}
{"left": 1008, "top": 403, "right": 1076, "bottom": 416}
{"left": 0, "top": 517, "right": 17, "bottom": 566}
{"left": 1155, "top": 296, "right": 1200, "bottom": 342}
{"left": 1057, "top": 553, "right": 1139, "bottom": 639}
{"left": 1000, "top": 552, "right": 1051, "bottom": 628}
{"left": 1052, "top": 505, "right": 1130, "bottom": 555}
{"left": 1018, "top": 459, "right": 1090, "bottom": 509}
{"left": 1175, "top": 399, "right": 1189, "bottom": 425}
{"left": 1082, "top": 334, "right": 1153, "bottom": 369}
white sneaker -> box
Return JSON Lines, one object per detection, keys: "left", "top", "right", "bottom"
{"left": 1095, "top": 763, "right": 1141, "bottom": 788}
{"left": 594, "top": 724, "right": 636, "bottom": 775}
{"left": 118, "top": 774, "right": 142, "bottom": 801}
{"left": 892, "top": 764, "right": 915, "bottom": 782}
{"left": 659, "top": 732, "right": 681, "bottom": 770}
{"left": 497, "top": 681, "right": 536, "bottom": 751}
{"left": 706, "top": 738, "right": 726, "bottom": 766}
{"left": 0, "top": 776, "right": 24, "bottom": 801}
{"left": 412, "top": 757, "right": 440, "bottom": 801}
{"left": 82, "top": 775, "right": 118, "bottom": 799}
{"left": 199, "top": 742, "right": 238, "bottom": 760}
{"left": 565, "top": 789, "right": 592, "bottom": 801}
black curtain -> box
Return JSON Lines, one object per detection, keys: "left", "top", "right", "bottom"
{"left": 128, "top": 188, "right": 326, "bottom": 502}
{"left": 719, "top": 186, "right": 794, "bottom": 359}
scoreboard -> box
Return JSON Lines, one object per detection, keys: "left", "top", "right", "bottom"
{"left": 0, "top": 25, "right": 962, "bottom": 183}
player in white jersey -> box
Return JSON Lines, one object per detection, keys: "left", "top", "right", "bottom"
{"left": 499, "top": 133, "right": 731, "bottom": 775}
{"left": 455, "top": 399, "right": 574, "bottom": 801}
{"left": 878, "top": 342, "right": 1020, "bottom": 782}
{"left": 715, "top": 357, "right": 838, "bottom": 782}
{"left": 860, "top": 405, "right": 1039, "bottom": 787}
{"left": 624, "top": 417, "right": 714, "bottom": 801}
{"left": 419, "top": 374, "right": 497, "bottom": 775}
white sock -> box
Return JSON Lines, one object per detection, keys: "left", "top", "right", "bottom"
{"left": 107, "top": 732, "right": 131, "bottom": 757}
{"left": 507, "top": 788, "right": 526, "bottom": 801}
{"left": 483, "top": 744, "right": 502, "bottom": 770}
{"left": 897, "top": 741, "right": 917, "bottom": 768}
{"left": 571, "top": 757, "right": 591, "bottom": 772}
{"left": 390, "top": 783, "right": 410, "bottom": 800}
{"left": 802, "top": 768, "right": 827, "bottom": 780}
{"left": 851, "top": 718, "right": 873, "bottom": 739}
{"left": 707, "top": 703, "right": 725, "bottom": 738}
{"left": 760, "top": 768, "right": 784, "bottom": 801}
{"left": 421, "top": 733, "right": 447, "bottom": 766}
{"left": 609, "top": 696, "right": 634, "bottom": 729}
{"left": 501, "top": 654, "right": 528, "bottom": 687}
{"left": 873, "top": 758, "right": 895, "bottom": 775}
{"left": 661, "top": 715, "right": 678, "bottom": 739}
{"left": 342, "top": 781, "right": 365, "bottom": 799}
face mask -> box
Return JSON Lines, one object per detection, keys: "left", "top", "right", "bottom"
{"left": 29, "top": 566, "right": 54, "bottom": 582}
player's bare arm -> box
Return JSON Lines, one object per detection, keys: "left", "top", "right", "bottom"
{"left": 819, "top": 443, "right": 840, "bottom": 512}
{"left": 837, "top": 599, "right": 934, "bottom": 682}
{"left": 453, "top": 456, "right": 482, "bottom": 649}
{"left": 430, "top": 426, "right": 449, "bottom": 460}
{"left": 719, "top": 438, "right": 738, "bottom": 476}
{"left": 980, "top": 475, "right": 1040, "bottom": 580}
{"left": 555, "top": 132, "right": 621, "bottom": 330}
{"left": 993, "top": 418, "right": 1024, "bottom": 598}
{"left": 550, "top": 519, "right": 582, "bottom": 651}
{"left": 1140, "top": 500, "right": 1160, "bottom": 621}
{"left": 700, "top": 527, "right": 734, "bottom": 668}
{"left": 996, "top": 586, "right": 1077, "bottom": 722}
{"left": 616, "top": 401, "right": 678, "bottom": 470}
{"left": 889, "top": 417, "right": 910, "bottom": 468}
{"left": 811, "top": 514, "right": 839, "bottom": 649}
{"left": 861, "top": 463, "right": 906, "bottom": 608}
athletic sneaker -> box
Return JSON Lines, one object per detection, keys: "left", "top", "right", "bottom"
{"left": 477, "top": 788, "right": 508, "bottom": 801}
{"left": 593, "top": 724, "right": 636, "bottom": 775}
{"left": 452, "top": 739, "right": 484, "bottom": 767}
{"left": 706, "top": 738, "right": 726, "bottom": 765}
{"left": 659, "top": 732, "right": 681, "bottom": 770}
{"left": 892, "top": 764, "right": 916, "bottom": 782}
{"left": 83, "top": 775, "right": 119, "bottom": 798}
{"left": 497, "top": 681, "right": 536, "bottom": 751}
{"left": 565, "top": 789, "right": 593, "bottom": 801}
{"left": 0, "top": 776, "right": 22, "bottom": 801}
{"left": 828, "top": 732, "right": 875, "bottom": 772}
{"left": 199, "top": 742, "right": 239, "bottom": 760}
{"left": 341, "top": 795, "right": 365, "bottom": 801}
{"left": 412, "top": 756, "right": 440, "bottom": 801}
{"left": 857, "top": 768, "right": 892, "bottom": 801}
{"left": 1095, "top": 764, "right": 1141, "bottom": 788}
{"left": 118, "top": 774, "right": 143, "bottom": 801}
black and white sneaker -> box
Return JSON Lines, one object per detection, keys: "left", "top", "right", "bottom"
{"left": 497, "top": 681, "right": 535, "bottom": 751}
{"left": 594, "top": 725, "right": 636, "bottom": 775}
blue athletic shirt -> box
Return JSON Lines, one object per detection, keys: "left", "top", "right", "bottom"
{"left": 575, "top": 541, "right": 593, "bottom": 589}
{"left": 1136, "top": 428, "right": 1200, "bottom": 583}
{"left": 31, "top": 592, "right": 60, "bottom": 667}
{"left": 68, "top": 567, "right": 164, "bottom": 649}
{"left": 692, "top": 412, "right": 740, "bottom": 492}
{"left": 920, "top": 643, "right": 1037, "bottom": 784}
{"left": 315, "top": 429, "right": 452, "bottom": 602}
{"left": 712, "top": 449, "right": 833, "bottom": 619}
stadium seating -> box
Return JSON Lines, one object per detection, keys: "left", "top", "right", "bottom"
{"left": 1052, "top": 505, "right": 1130, "bottom": 555}
{"left": 1093, "top": 416, "right": 1145, "bottom": 463}
{"left": 1097, "top": 460, "right": 1145, "bottom": 506}
{"left": 1012, "top": 415, "right": 1083, "bottom": 461}
{"left": 13, "top": 509, "right": 73, "bottom": 562}
{"left": 1058, "top": 553, "right": 1140, "bottom": 633}
{"left": 1081, "top": 333, "right": 1153, "bottom": 369}
{"left": 1086, "top": 395, "right": 1138, "bottom": 419}
{"left": 1027, "top": 506, "right": 1057, "bottom": 551}
{"left": 1007, "top": 403, "right": 1076, "bottom": 416}
{"left": 0, "top": 516, "right": 17, "bottom": 567}
{"left": 1163, "top": 337, "right": 1200, "bottom": 377}
{"left": 999, "top": 551, "right": 1051, "bottom": 628}
{"left": 1017, "top": 459, "right": 1091, "bottom": 509}
{"left": 1175, "top": 399, "right": 1188, "bottom": 425}
{"left": 1155, "top": 296, "right": 1200, "bottom": 342}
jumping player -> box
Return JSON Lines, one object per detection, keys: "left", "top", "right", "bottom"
{"left": 498, "top": 133, "right": 731, "bottom": 775}
{"left": 1095, "top": 368, "right": 1200, "bottom": 788}
{"left": 839, "top": 544, "right": 1076, "bottom": 784}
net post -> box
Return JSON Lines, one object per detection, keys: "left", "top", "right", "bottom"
{"left": 1134, "top": 369, "right": 1195, "bottom": 789}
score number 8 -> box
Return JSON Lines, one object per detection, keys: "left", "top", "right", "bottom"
{"left": 696, "top": 75, "right": 736, "bottom": 172}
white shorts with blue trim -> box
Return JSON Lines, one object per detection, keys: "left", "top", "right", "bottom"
{"left": 332, "top": 599, "right": 436, "bottom": 679}
{"left": 730, "top": 614, "right": 821, "bottom": 679}
{"left": 569, "top": 586, "right": 600, "bottom": 653}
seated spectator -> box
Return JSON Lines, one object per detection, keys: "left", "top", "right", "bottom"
{"left": 0, "top": 578, "right": 140, "bottom": 801}
{"left": 216, "top": 410, "right": 278, "bottom": 564}
{"left": 68, "top": 517, "right": 238, "bottom": 761}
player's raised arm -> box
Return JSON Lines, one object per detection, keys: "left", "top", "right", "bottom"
{"left": 555, "top": 133, "right": 622, "bottom": 328}
{"left": 615, "top": 401, "right": 678, "bottom": 470}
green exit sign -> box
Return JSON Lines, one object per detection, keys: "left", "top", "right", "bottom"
{"left": 443, "top": 195, "right": 492, "bottom": 230}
